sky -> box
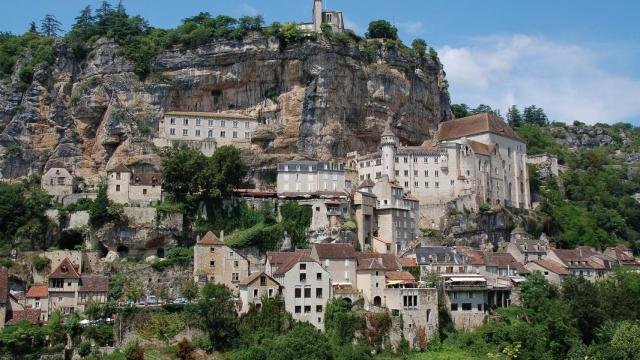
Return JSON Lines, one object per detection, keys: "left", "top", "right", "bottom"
{"left": 2, "top": 0, "right": 640, "bottom": 125}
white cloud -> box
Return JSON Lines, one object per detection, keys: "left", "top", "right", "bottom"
{"left": 397, "top": 21, "right": 424, "bottom": 36}
{"left": 240, "top": 3, "right": 258, "bottom": 16}
{"left": 439, "top": 35, "right": 640, "bottom": 124}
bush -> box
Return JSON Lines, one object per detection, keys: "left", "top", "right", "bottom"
{"left": 176, "top": 338, "right": 195, "bottom": 360}
{"left": 77, "top": 340, "right": 91, "bottom": 357}
{"left": 31, "top": 255, "right": 50, "bottom": 271}
{"left": 366, "top": 20, "right": 398, "bottom": 40}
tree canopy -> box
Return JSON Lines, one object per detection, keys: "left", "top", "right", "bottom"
{"left": 365, "top": 20, "right": 398, "bottom": 40}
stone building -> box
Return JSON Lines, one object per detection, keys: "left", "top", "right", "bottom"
{"left": 277, "top": 160, "right": 347, "bottom": 194}
{"left": 193, "top": 231, "right": 250, "bottom": 292}
{"left": 238, "top": 271, "right": 282, "bottom": 314}
{"left": 41, "top": 160, "right": 75, "bottom": 199}
{"left": 271, "top": 252, "right": 331, "bottom": 330}
{"left": 524, "top": 260, "right": 570, "bottom": 284}
{"left": 299, "top": 0, "right": 344, "bottom": 33}
{"left": 25, "top": 284, "right": 48, "bottom": 323}
{"left": 47, "top": 258, "right": 108, "bottom": 316}
{"left": 155, "top": 111, "right": 259, "bottom": 156}
{"left": 503, "top": 228, "right": 549, "bottom": 264}
{"left": 310, "top": 243, "right": 358, "bottom": 297}
{"left": 442, "top": 274, "right": 489, "bottom": 331}
{"left": 106, "top": 163, "right": 162, "bottom": 206}
{"left": 415, "top": 246, "right": 470, "bottom": 275}
{"left": 349, "top": 113, "right": 531, "bottom": 229}
{"left": 545, "top": 248, "right": 598, "bottom": 282}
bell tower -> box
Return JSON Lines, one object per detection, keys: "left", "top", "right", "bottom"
{"left": 313, "top": 0, "right": 323, "bottom": 32}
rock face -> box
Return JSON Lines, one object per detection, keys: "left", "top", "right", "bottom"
{"left": 0, "top": 35, "right": 452, "bottom": 188}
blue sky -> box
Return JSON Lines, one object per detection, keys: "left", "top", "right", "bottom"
{"left": 3, "top": 0, "right": 640, "bottom": 125}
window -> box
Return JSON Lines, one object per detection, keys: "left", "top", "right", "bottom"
{"left": 220, "top": 131, "right": 226, "bottom": 138}
{"left": 477, "top": 304, "right": 483, "bottom": 311}
{"left": 195, "top": 129, "right": 201, "bottom": 137}
{"left": 234, "top": 261, "right": 239, "bottom": 268}
{"left": 253, "top": 289, "right": 258, "bottom": 297}
{"left": 233, "top": 121, "right": 239, "bottom": 128}
{"left": 395, "top": 170, "right": 399, "bottom": 176}
{"left": 435, "top": 182, "right": 439, "bottom": 188}
{"left": 304, "top": 288, "right": 311, "bottom": 298}
{"left": 404, "top": 157, "right": 408, "bottom": 163}
{"left": 295, "top": 288, "right": 301, "bottom": 298}
{"left": 115, "top": 184, "right": 121, "bottom": 192}
{"left": 182, "top": 129, "right": 188, "bottom": 137}
{"left": 316, "top": 288, "right": 323, "bottom": 298}
{"left": 245, "top": 121, "right": 250, "bottom": 128}
{"left": 450, "top": 303, "right": 458, "bottom": 311}
{"left": 52, "top": 279, "right": 64, "bottom": 288}
{"left": 300, "top": 273, "right": 306, "bottom": 281}
{"left": 208, "top": 129, "right": 213, "bottom": 138}
{"left": 221, "top": 120, "right": 225, "bottom": 127}
{"left": 170, "top": 118, "right": 176, "bottom": 125}
{"left": 143, "top": 189, "right": 147, "bottom": 195}
{"left": 300, "top": 263, "right": 307, "bottom": 270}
{"left": 169, "top": 128, "right": 176, "bottom": 135}
{"left": 232, "top": 131, "right": 238, "bottom": 138}
{"left": 304, "top": 305, "right": 311, "bottom": 313}
{"left": 404, "top": 170, "right": 409, "bottom": 176}
{"left": 425, "top": 182, "right": 428, "bottom": 188}
{"left": 208, "top": 120, "right": 214, "bottom": 126}
{"left": 260, "top": 276, "right": 267, "bottom": 286}
{"left": 210, "top": 247, "right": 215, "bottom": 253}
{"left": 295, "top": 306, "right": 301, "bottom": 313}
{"left": 467, "top": 292, "right": 473, "bottom": 299}
{"left": 316, "top": 272, "right": 322, "bottom": 280}
{"left": 209, "top": 261, "right": 215, "bottom": 267}
{"left": 316, "top": 305, "right": 323, "bottom": 313}
{"left": 462, "top": 303, "right": 472, "bottom": 311}
{"left": 196, "top": 119, "right": 201, "bottom": 126}
{"left": 245, "top": 132, "right": 250, "bottom": 139}
{"left": 424, "top": 170, "right": 428, "bottom": 177}
{"left": 183, "top": 118, "right": 189, "bottom": 125}
{"left": 435, "top": 170, "right": 439, "bottom": 177}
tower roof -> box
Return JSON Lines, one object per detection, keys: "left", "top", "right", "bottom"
{"left": 437, "top": 112, "right": 522, "bottom": 142}
{"left": 381, "top": 122, "right": 395, "bottom": 137}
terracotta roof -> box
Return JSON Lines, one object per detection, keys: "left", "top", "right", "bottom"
{"left": 79, "top": 275, "right": 109, "bottom": 292}
{"left": 197, "top": 231, "right": 225, "bottom": 246}
{"left": 607, "top": 246, "right": 636, "bottom": 262}
{"left": 465, "top": 250, "right": 485, "bottom": 266}
{"left": 385, "top": 271, "right": 415, "bottom": 282}
{"left": 6, "top": 309, "right": 41, "bottom": 325}
{"left": 273, "top": 253, "right": 317, "bottom": 276}
{"left": 44, "top": 160, "right": 68, "bottom": 171}
{"left": 0, "top": 268, "right": 7, "bottom": 305}
{"left": 398, "top": 257, "right": 418, "bottom": 268}
{"left": 467, "top": 140, "right": 494, "bottom": 156}
{"left": 357, "top": 257, "right": 387, "bottom": 271}
{"left": 437, "top": 113, "right": 522, "bottom": 142}
{"left": 551, "top": 249, "right": 595, "bottom": 268}
{"left": 358, "top": 179, "right": 375, "bottom": 188}
{"left": 26, "top": 284, "right": 48, "bottom": 298}
{"left": 130, "top": 172, "right": 162, "bottom": 186}
{"left": 530, "top": 260, "right": 570, "bottom": 275}
{"left": 49, "top": 258, "right": 80, "bottom": 279}
{"left": 313, "top": 243, "right": 356, "bottom": 260}
{"left": 165, "top": 111, "right": 254, "bottom": 120}
{"left": 239, "top": 271, "right": 279, "bottom": 287}
{"left": 357, "top": 253, "right": 401, "bottom": 271}
{"left": 107, "top": 163, "right": 131, "bottom": 173}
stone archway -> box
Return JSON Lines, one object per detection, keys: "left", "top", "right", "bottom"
{"left": 373, "top": 296, "right": 382, "bottom": 307}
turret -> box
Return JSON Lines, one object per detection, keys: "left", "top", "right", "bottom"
{"left": 381, "top": 121, "right": 397, "bottom": 181}
{"left": 313, "top": 0, "right": 323, "bottom": 32}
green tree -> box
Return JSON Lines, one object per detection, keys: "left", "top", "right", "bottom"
{"left": 89, "top": 184, "right": 122, "bottom": 228}
{"left": 507, "top": 105, "right": 523, "bottom": 127}
{"left": 451, "top": 104, "right": 470, "bottom": 119}
{"left": 197, "top": 283, "right": 239, "bottom": 351}
{"left": 28, "top": 21, "right": 38, "bottom": 34}
{"left": 324, "top": 298, "right": 364, "bottom": 346}
{"left": 411, "top": 38, "right": 427, "bottom": 57}
{"left": 123, "top": 279, "right": 145, "bottom": 303}
{"left": 40, "top": 14, "right": 63, "bottom": 37}
{"left": 72, "top": 6, "right": 94, "bottom": 31}
{"left": 205, "top": 145, "right": 247, "bottom": 198}
{"left": 365, "top": 20, "right": 398, "bottom": 40}
{"left": 523, "top": 105, "right": 549, "bottom": 126}
{"left": 161, "top": 146, "right": 208, "bottom": 200}
{"left": 611, "top": 321, "right": 640, "bottom": 360}
{"left": 181, "top": 279, "right": 199, "bottom": 302}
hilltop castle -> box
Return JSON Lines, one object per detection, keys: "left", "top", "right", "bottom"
{"left": 299, "top": 0, "right": 345, "bottom": 33}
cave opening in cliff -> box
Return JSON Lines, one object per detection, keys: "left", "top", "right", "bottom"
{"left": 117, "top": 245, "right": 129, "bottom": 258}
{"left": 59, "top": 230, "right": 84, "bottom": 250}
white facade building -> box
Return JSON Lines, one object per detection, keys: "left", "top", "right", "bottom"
{"left": 349, "top": 113, "right": 530, "bottom": 229}
{"left": 155, "top": 112, "right": 259, "bottom": 156}
{"left": 277, "top": 160, "right": 347, "bottom": 194}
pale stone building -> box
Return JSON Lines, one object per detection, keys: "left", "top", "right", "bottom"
{"left": 156, "top": 112, "right": 259, "bottom": 156}
{"left": 299, "top": 0, "right": 344, "bottom": 33}
{"left": 524, "top": 260, "right": 569, "bottom": 285}
{"left": 310, "top": 243, "right": 358, "bottom": 297}
{"left": 349, "top": 113, "right": 531, "bottom": 229}
{"left": 545, "top": 248, "right": 598, "bottom": 282}
{"left": 41, "top": 160, "right": 75, "bottom": 198}
{"left": 106, "top": 163, "right": 162, "bottom": 206}
{"left": 193, "top": 231, "right": 250, "bottom": 292}
{"left": 504, "top": 228, "right": 549, "bottom": 264}
{"left": 25, "top": 284, "right": 49, "bottom": 323}
{"left": 277, "top": 160, "right": 347, "bottom": 194}
{"left": 442, "top": 274, "right": 488, "bottom": 331}
{"left": 238, "top": 271, "right": 282, "bottom": 314}
{"left": 353, "top": 181, "right": 377, "bottom": 247}
{"left": 272, "top": 252, "right": 331, "bottom": 330}
{"left": 47, "top": 258, "right": 108, "bottom": 316}
{"left": 415, "top": 246, "right": 470, "bottom": 275}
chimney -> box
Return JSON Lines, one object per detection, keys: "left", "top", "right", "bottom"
{"left": 220, "top": 230, "right": 225, "bottom": 243}
{"left": 196, "top": 234, "right": 200, "bottom": 243}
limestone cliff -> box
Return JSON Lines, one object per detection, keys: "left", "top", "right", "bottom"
{"left": 0, "top": 34, "right": 452, "bottom": 188}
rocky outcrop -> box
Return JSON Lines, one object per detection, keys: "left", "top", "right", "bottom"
{"left": 0, "top": 35, "right": 452, "bottom": 188}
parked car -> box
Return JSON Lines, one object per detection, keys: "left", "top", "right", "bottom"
{"left": 173, "top": 297, "right": 188, "bottom": 304}
{"left": 146, "top": 295, "right": 158, "bottom": 305}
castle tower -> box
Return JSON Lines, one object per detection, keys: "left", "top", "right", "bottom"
{"left": 381, "top": 121, "right": 397, "bottom": 181}
{"left": 313, "top": 0, "right": 323, "bottom": 32}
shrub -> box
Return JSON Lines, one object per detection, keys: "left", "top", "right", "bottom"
{"left": 77, "top": 340, "right": 91, "bottom": 357}
{"left": 479, "top": 203, "right": 491, "bottom": 214}
{"left": 176, "top": 338, "right": 195, "bottom": 360}
{"left": 366, "top": 20, "right": 398, "bottom": 40}
{"left": 32, "top": 255, "right": 50, "bottom": 271}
